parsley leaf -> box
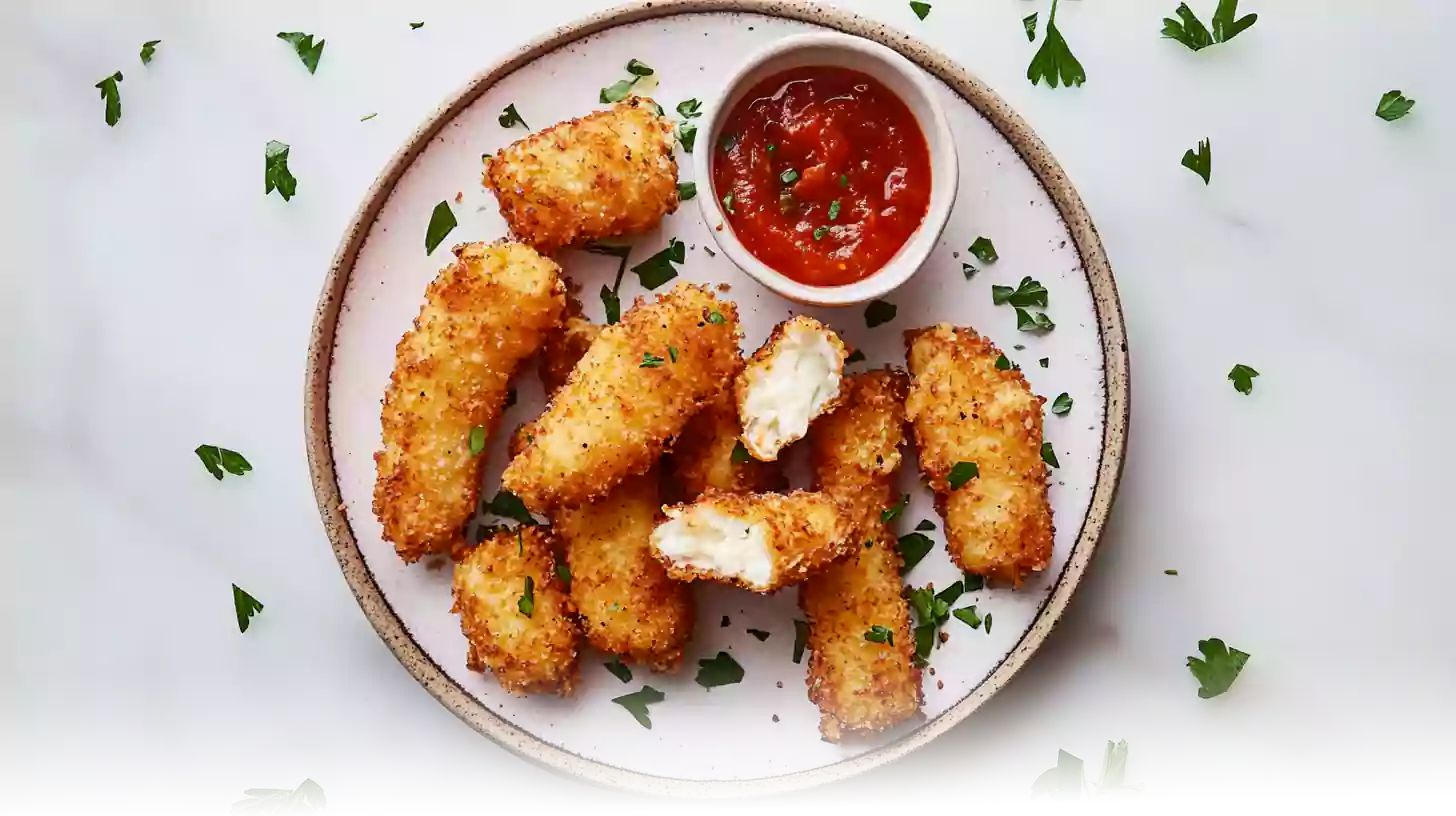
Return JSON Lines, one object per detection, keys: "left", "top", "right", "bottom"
{"left": 916, "top": 519, "right": 936, "bottom": 531}
{"left": 1182, "top": 137, "right": 1212, "bottom": 184}
{"left": 1039, "top": 357, "right": 1050, "bottom": 368}
{"left": 424, "top": 201, "right": 457, "bottom": 254}
{"left": 1165, "top": 569, "right": 1179, "bottom": 575}
{"left": 1228, "top": 363, "right": 1259, "bottom": 395}
{"left": 232, "top": 584, "right": 264, "bottom": 633}
{"left": 94, "top": 72, "right": 123, "bottom": 127}
{"left": 604, "top": 657, "right": 633, "bottom": 683}
{"left": 1016, "top": 307, "right": 1056, "bottom": 332}
{"left": 640, "top": 353, "right": 666, "bottom": 368}
{"left": 1052, "top": 393, "right": 1073, "bottom": 415}
{"left": 995, "top": 354, "right": 1012, "bottom": 371}
{"left": 882, "top": 494, "right": 909, "bottom": 523}
{"left": 907, "top": 585, "right": 952, "bottom": 665}
{"left": 196, "top": 445, "right": 252, "bottom": 480}
{"left": 631, "top": 238, "right": 685, "bottom": 289}
{"left": 985, "top": 612, "right": 993, "bottom": 632}
{"left": 992, "top": 276, "right": 1048, "bottom": 308}
{"left": 1210, "top": 0, "right": 1259, "bottom": 43}
{"left": 677, "top": 122, "right": 699, "bottom": 152}
{"left": 277, "top": 32, "right": 325, "bottom": 74}
{"left": 747, "top": 628, "right": 770, "bottom": 642}
{"left": 1027, "top": 0, "right": 1086, "bottom": 88}
{"left": 1163, "top": 1, "right": 1256, "bottom": 51}
{"left": 897, "top": 533, "right": 934, "bottom": 574}
{"left": 1041, "top": 442, "right": 1060, "bottom": 468}
{"left": 964, "top": 574, "right": 985, "bottom": 592}
{"left": 677, "top": 98, "right": 703, "bottom": 119}
{"left": 410, "top": 22, "right": 425, "bottom": 30}
{"left": 486, "top": 490, "right": 538, "bottom": 526}
{"left": 947, "top": 461, "right": 979, "bottom": 489}
{"left": 468, "top": 425, "right": 486, "bottom": 455}
{"left": 953, "top": 605, "right": 982, "bottom": 629}
{"left": 780, "top": 168, "right": 800, "bottom": 185}
{"left": 865, "top": 625, "right": 895, "bottom": 645}
{"left": 677, "top": 182, "right": 697, "bottom": 201}
{"left": 813, "top": 226, "right": 829, "bottom": 241}
{"left": 722, "top": 193, "right": 736, "bottom": 214}
{"left": 626, "top": 59, "right": 654, "bottom": 77}
{"left": 1032, "top": 749, "right": 1084, "bottom": 799}
{"left": 517, "top": 576, "right": 535, "bottom": 617}
{"left": 865, "top": 299, "right": 897, "bottom": 328}
{"left": 845, "top": 349, "right": 866, "bottom": 364}
{"left": 668, "top": 346, "right": 679, "bottom": 363}
{"left": 140, "top": 40, "right": 160, "bottom": 65}
{"left": 498, "top": 103, "right": 529, "bottom": 129}
{"left": 611, "top": 685, "right": 665, "bottom": 729}
{"left": 827, "top": 200, "right": 842, "bottom": 221}
{"left": 600, "top": 285, "right": 621, "bottom": 325}
{"left": 1187, "top": 637, "right": 1249, "bottom": 698}
{"left": 969, "top": 237, "right": 999, "bottom": 264}
{"left": 792, "top": 619, "right": 810, "bottom": 663}
{"left": 707, "top": 310, "right": 726, "bottom": 325}
{"left": 556, "top": 562, "right": 571, "bottom": 591}
{"left": 963, "top": 263, "right": 978, "bottom": 279}
{"left": 1023, "top": 12, "right": 1039, "bottom": 41}
{"left": 695, "top": 651, "right": 745, "bottom": 689}
{"left": 721, "top": 133, "right": 738, "bottom": 152}
{"left": 731, "top": 441, "right": 751, "bottom": 465}
{"left": 360, "top": 113, "right": 378, "bottom": 122}
{"left": 910, "top": 2, "right": 932, "bottom": 20}
{"left": 1376, "top": 90, "right": 1415, "bottom": 122}
{"left": 600, "top": 78, "right": 638, "bottom": 104}
{"left": 936, "top": 581, "right": 964, "bottom": 606}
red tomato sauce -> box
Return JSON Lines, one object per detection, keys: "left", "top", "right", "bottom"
{"left": 711, "top": 66, "right": 932, "bottom": 287}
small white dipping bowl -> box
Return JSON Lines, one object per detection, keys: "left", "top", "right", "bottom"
{"left": 693, "top": 32, "right": 959, "bottom": 308}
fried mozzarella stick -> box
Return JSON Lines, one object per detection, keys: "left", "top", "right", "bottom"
{"left": 482, "top": 97, "right": 679, "bottom": 255}
{"left": 667, "top": 380, "right": 786, "bottom": 503}
{"left": 905, "top": 324, "right": 1054, "bottom": 585}
{"left": 651, "top": 491, "right": 854, "bottom": 593}
{"left": 736, "top": 316, "right": 848, "bottom": 461}
{"left": 501, "top": 283, "right": 742, "bottom": 511}
{"left": 373, "top": 241, "right": 565, "bottom": 562}
{"left": 452, "top": 526, "right": 579, "bottom": 696}
{"left": 803, "top": 370, "right": 921, "bottom": 742}
{"left": 524, "top": 321, "right": 694, "bottom": 672}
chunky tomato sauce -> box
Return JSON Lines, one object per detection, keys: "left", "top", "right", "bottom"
{"left": 712, "top": 66, "right": 932, "bottom": 287}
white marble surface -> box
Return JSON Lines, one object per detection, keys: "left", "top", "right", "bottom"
{"left": 3, "top": 0, "right": 1454, "bottom": 812}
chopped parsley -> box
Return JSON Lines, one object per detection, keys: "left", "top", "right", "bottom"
{"left": 409, "top": 22, "right": 424, "bottom": 30}
{"left": 995, "top": 354, "right": 1012, "bottom": 371}
{"left": 424, "top": 201, "right": 457, "bottom": 254}
{"left": 865, "top": 625, "right": 895, "bottom": 645}
{"left": 276, "top": 32, "right": 325, "bottom": 74}
{"left": 936, "top": 581, "right": 965, "bottom": 606}
{"left": 845, "top": 349, "right": 866, "bottom": 364}
{"left": 264, "top": 140, "right": 297, "bottom": 201}
{"left": 196, "top": 445, "right": 252, "bottom": 480}
{"left": 677, "top": 181, "right": 697, "bottom": 201}
{"left": 1027, "top": 0, "right": 1085, "bottom": 88}
{"left": 730, "top": 441, "right": 752, "bottom": 465}
{"left": 722, "top": 193, "right": 736, "bottom": 214}
{"left": 747, "top": 628, "right": 770, "bottom": 642}
{"left": 1041, "top": 442, "right": 1060, "bottom": 468}
{"left": 813, "top": 226, "right": 829, "bottom": 241}
{"left": 1161, "top": 0, "right": 1257, "bottom": 52}
{"left": 517, "top": 576, "right": 535, "bottom": 617}
{"left": 360, "top": 113, "right": 378, "bottom": 122}
{"left": 1032, "top": 749, "right": 1085, "bottom": 799}
{"left": 695, "top": 651, "right": 745, "bottom": 689}
{"left": 630, "top": 237, "right": 685, "bottom": 289}
{"left": 600, "top": 59, "right": 653, "bottom": 104}
{"left": 1039, "top": 357, "right": 1050, "bottom": 368}
{"left": 953, "top": 605, "right": 982, "bottom": 629}
{"left": 140, "top": 40, "right": 160, "bottom": 65}
{"left": 969, "top": 237, "right": 999, "bottom": 264}
{"left": 1051, "top": 393, "right": 1073, "bottom": 415}
{"left": 604, "top": 657, "right": 633, "bottom": 683}
{"left": 964, "top": 574, "right": 985, "bottom": 592}
{"left": 626, "top": 59, "right": 654, "bottom": 76}
{"left": 839, "top": 174, "right": 849, "bottom": 187}
{"left": 1023, "top": 12, "right": 1039, "bottom": 41}
{"left": 586, "top": 242, "right": 633, "bottom": 323}
{"left": 1165, "top": 569, "right": 1179, "bottom": 576}
{"left": 865, "top": 299, "right": 897, "bottom": 328}
{"left": 896, "top": 533, "right": 934, "bottom": 574}
{"left": 947, "top": 461, "right": 980, "bottom": 489}
{"left": 1228, "top": 363, "right": 1259, "bottom": 395}
{"left": 677, "top": 98, "right": 703, "bottom": 119}
{"left": 792, "top": 619, "right": 810, "bottom": 663}
{"left": 677, "top": 122, "right": 698, "bottom": 152}
{"left": 611, "top": 685, "right": 665, "bottom": 729}
{"left": 1376, "top": 90, "right": 1415, "bottom": 122}
{"left": 640, "top": 353, "right": 666, "bottom": 368}
{"left": 780, "top": 168, "right": 800, "bottom": 185}
{"left": 992, "top": 276, "right": 1048, "bottom": 308}
{"left": 468, "top": 425, "right": 486, "bottom": 455}
{"left": 1182, "top": 137, "right": 1212, "bottom": 185}
{"left": 907, "top": 586, "right": 953, "bottom": 665}
{"left": 1015, "top": 307, "right": 1056, "bottom": 333}
{"left": 963, "top": 263, "right": 978, "bottom": 279}
{"left": 498, "top": 103, "right": 529, "bottom": 129}
{"left": 232, "top": 584, "right": 264, "bottom": 633}
{"left": 985, "top": 613, "right": 993, "bottom": 633}
{"left": 668, "top": 346, "right": 679, "bottom": 363}
{"left": 486, "top": 490, "right": 537, "bottom": 526}
{"left": 556, "top": 563, "right": 571, "bottom": 591}
{"left": 1187, "top": 637, "right": 1249, "bottom": 698}
{"left": 882, "top": 494, "right": 910, "bottom": 523}
{"left": 707, "top": 310, "right": 726, "bottom": 324}
{"left": 721, "top": 133, "right": 738, "bottom": 152}
{"left": 910, "top": 2, "right": 932, "bottom": 21}
{"left": 600, "top": 286, "right": 621, "bottom": 325}
{"left": 916, "top": 519, "right": 936, "bottom": 531}
{"left": 828, "top": 200, "right": 842, "bottom": 220}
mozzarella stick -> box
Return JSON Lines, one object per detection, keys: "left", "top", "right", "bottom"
{"left": 736, "top": 316, "right": 848, "bottom": 461}
{"left": 501, "top": 283, "right": 742, "bottom": 512}
{"left": 802, "top": 369, "right": 922, "bottom": 742}
{"left": 373, "top": 241, "right": 565, "bottom": 562}
{"left": 481, "top": 97, "right": 679, "bottom": 255}
{"left": 539, "top": 313, "right": 600, "bottom": 395}
{"left": 650, "top": 490, "right": 854, "bottom": 593}
{"left": 452, "top": 526, "right": 580, "bottom": 696}
{"left": 667, "top": 383, "right": 786, "bottom": 503}
{"left": 904, "top": 324, "right": 1053, "bottom": 585}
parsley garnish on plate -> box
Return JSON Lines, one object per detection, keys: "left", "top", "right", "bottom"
{"left": 916, "top": 519, "right": 936, "bottom": 531}
{"left": 1182, "top": 138, "right": 1212, "bottom": 184}
{"left": 969, "top": 237, "right": 999, "bottom": 264}
{"left": 695, "top": 651, "right": 745, "bottom": 689}
{"left": 640, "top": 353, "right": 666, "bottom": 368}
{"left": 910, "top": 2, "right": 932, "bottom": 20}
{"left": 231, "top": 775, "right": 329, "bottom": 816}
{"left": 1051, "top": 393, "right": 1073, "bottom": 415}
{"left": 1041, "top": 442, "right": 1060, "bottom": 468}
{"left": 865, "top": 625, "right": 895, "bottom": 645}
{"left": 731, "top": 441, "right": 751, "bottom": 465}
{"left": 907, "top": 585, "right": 954, "bottom": 665}
{"left": 993, "top": 276, "right": 1048, "bottom": 308}
{"left": 517, "top": 576, "right": 535, "bottom": 617}
{"left": 1039, "top": 357, "right": 1050, "bottom": 368}
{"left": 1016, "top": 308, "right": 1056, "bottom": 333}
{"left": 140, "top": 40, "right": 160, "bottom": 65}
{"left": 936, "top": 581, "right": 964, "bottom": 606}
{"left": 232, "top": 584, "right": 264, "bottom": 633}
{"left": 677, "top": 122, "right": 699, "bottom": 152}
{"left": 1031, "top": 749, "right": 1084, "bottom": 799}
{"left": 498, "top": 103, "right": 529, "bottom": 129}
{"left": 792, "top": 619, "right": 810, "bottom": 663}
{"left": 882, "top": 494, "right": 909, "bottom": 523}
{"left": 1187, "top": 637, "right": 1249, "bottom": 698}
{"left": 599, "top": 286, "right": 621, "bottom": 325}
{"left": 360, "top": 113, "right": 378, "bottom": 122}
{"left": 586, "top": 242, "right": 633, "bottom": 324}
{"left": 1165, "top": 569, "right": 1179, "bottom": 575}
{"left": 747, "top": 628, "right": 770, "bottom": 642}
{"left": 631, "top": 238, "right": 685, "bottom": 290}
{"left": 845, "top": 349, "right": 866, "bottom": 364}
{"left": 1027, "top": 0, "right": 1086, "bottom": 88}
{"left": 196, "top": 445, "right": 252, "bottom": 480}
{"left": 1228, "top": 363, "right": 1259, "bottom": 394}
{"left": 896, "top": 533, "right": 934, "bottom": 574}
{"left": 486, "top": 490, "right": 537, "bottom": 526}
{"left": 677, "top": 98, "right": 703, "bottom": 118}
{"left": 995, "top": 354, "right": 1012, "bottom": 371}
{"left": 1376, "top": 90, "right": 1415, "bottom": 122}
{"left": 1023, "top": 13, "right": 1039, "bottom": 41}
{"left": 424, "top": 201, "right": 457, "bottom": 254}
{"left": 964, "top": 574, "right": 985, "bottom": 592}
{"left": 985, "top": 613, "right": 994, "bottom": 632}
{"left": 277, "top": 32, "right": 325, "bottom": 74}
{"left": 677, "top": 182, "right": 697, "bottom": 201}
{"left": 1162, "top": 0, "right": 1257, "bottom": 52}
{"left": 707, "top": 310, "right": 726, "bottom": 324}
{"left": 600, "top": 60, "right": 653, "bottom": 104}
{"left": 953, "top": 604, "right": 982, "bottom": 629}
{"left": 947, "top": 461, "right": 979, "bottom": 489}
{"left": 95, "top": 72, "right": 123, "bottom": 127}
{"left": 410, "top": 21, "right": 425, "bottom": 30}
{"left": 612, "top": 685, "right": 666, "bottom": 729}
{"left": 604, "top": 657, "right": 633, "bottom": 683}
{"left": 468, "top": 425, "right": 486, "bottom": 455}
{"left": 626, "top": 59, "right": 654, "bottom": 77}
{"left": 865, "top": 299, "right": 897, "bottom": 328}
{"left": 963, "top": 263, "right": 978, "bottom": 280}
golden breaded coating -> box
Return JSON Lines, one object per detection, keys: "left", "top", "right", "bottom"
{"left": 666, "top": 384, "right": 786, "bottom": 504}
{"left": 554, "top": 470, "right": 693, "bottom": 672}
{"left": 481, "top": 97, "right": 679, "bottom": 255}
{"left": 736, "top": 316, "right": 849, "bottom": 462}
{"left": 373, "top": 241, "right": 565, "bottom": 562}
{"left": 803, "top": 369, "right": 921, "bottom": 742}
{"left": 539, "top": 314, "right": 600, "bottom": 395}
{"left": 650, "top": 490, "right": 854, "bottom": 593}
{"left": 904, "top": 324, "right": 1054, "bottom": 585}
{"left": 451, "top": 526, "right": 580, "bottom": 696}
{"left": 501, "top": 283, "right": 742, "bottom": 512}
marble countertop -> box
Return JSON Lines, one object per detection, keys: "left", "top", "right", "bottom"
{"left": 3, "top": 0, "right": 1453, "bottom": 811}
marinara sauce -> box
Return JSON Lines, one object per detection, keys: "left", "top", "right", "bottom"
{"left": 712, "top": 66, "right": 932, "bottom": 287}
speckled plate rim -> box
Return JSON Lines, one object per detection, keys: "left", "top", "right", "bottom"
{"left": 303, "top": 0, "right": 1130, "bottom": 799}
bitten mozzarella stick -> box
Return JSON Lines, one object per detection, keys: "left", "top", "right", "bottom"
{"left": 481, "top": 97, "right": 679, "bottom": 255}
{"left": 651, "top": 491, "right": 854, "bottom": 593}
{"left": 667, "top": 378, "right": 786, "bottom": 503}
{"left": 452, "top": 526, "right": 580, "bottom": 696}
{"left": 736, "top": 316, "right": 848, "bottom": 461}
{"left": 373, "top": 241, "right": 565, "bottom": 562}
{"left": 501, "top": 283, "right": 742, "bottom": 512}
{"left": 904, "top": 324, "right": 1053, "bottom": 585}
{"left": 802, "top": 369, "right": 922, "bottom": 742}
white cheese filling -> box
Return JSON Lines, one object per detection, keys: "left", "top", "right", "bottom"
{"left": 742, "top": 324, "right": 841, "bottom": 459}
{"left": 651, "top": 507, "right": 773, "bottom": 589}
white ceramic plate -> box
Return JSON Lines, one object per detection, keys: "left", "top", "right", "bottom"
{"left": 306, "top": 0, "right": 1127, "bottom": 796}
